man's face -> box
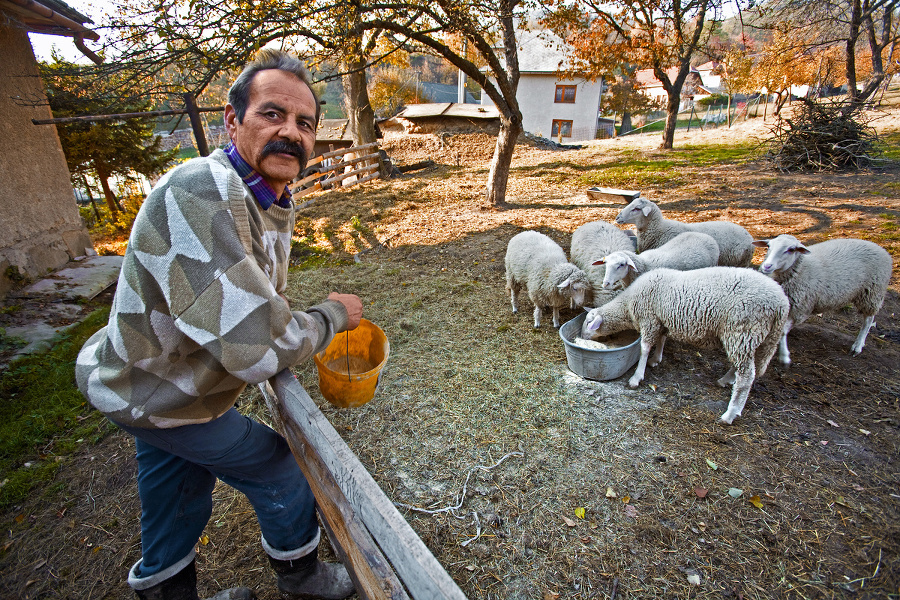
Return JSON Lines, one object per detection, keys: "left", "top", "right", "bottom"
{"left": 224, "top": 68, "right": 317, "bottom": 193}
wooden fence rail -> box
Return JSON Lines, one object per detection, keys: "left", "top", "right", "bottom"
{"left": 291, "top": 142, "right": 383, "bottom": 201}
{"left": 259, "top": 370, "right": 468, "bottom": 600}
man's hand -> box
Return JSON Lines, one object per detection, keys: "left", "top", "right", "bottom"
{"left": 328, "top": 292, "right": 363, "bottom": 330}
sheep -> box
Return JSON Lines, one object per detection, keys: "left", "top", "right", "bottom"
{"left": 615, "top": 196, "right": 754, "bottom": 267}
{"left": 582, "top": 267, "right": 790, "bottom": 424}
{"left": 569, "top": 220, "right": 636, "bottom": 307}
{"left": 594, "top": 231, "right": 720, "bottom": 289}
{"left": 505, "top": 230, "right": 591, "bottom": 328}
{"left": 753, "top": 234, "right": 893, "bottom": 364}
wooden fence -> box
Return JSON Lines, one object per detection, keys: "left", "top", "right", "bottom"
{"left": 259, "top": 370, "right": 468, "bottom": 600}
{"left": 291, "top": 142, "right": 383, "bottom": 203}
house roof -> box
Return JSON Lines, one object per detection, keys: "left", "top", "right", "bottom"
{"left": 395, "top": 103, "right": 499, "bottom": 120}
{"left": 516, "top": 30, "right": 569, "bottom": 74}
{"left": 0, "top": 0, "right": 97, "bottom": 39}
{"left": 695, "top": 60, "right": 720, "bottom": 73}
{"left": 316, "top": 119, "right": 353, "bottom": 142}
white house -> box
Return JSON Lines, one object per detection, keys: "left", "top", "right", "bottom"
{"left": 480, "top": 30, "right": 606, "bottom": 143}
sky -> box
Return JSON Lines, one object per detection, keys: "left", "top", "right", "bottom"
{"left": 28, "top": 0, "right": 111, "bottom": 62}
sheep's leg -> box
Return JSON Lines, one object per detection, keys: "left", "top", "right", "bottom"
{"left": 850, "top": 315, "right": 875, "bottom": 355}
{"left": 552, "top": 306, "right": 561, "bottom": 329}
{"left": 532, "top": 305, "right": 542, "bottom": 329}
{"left": 720, "top": 362, "right": 756, "bottom": 425}
{"left": 717, "top": 367, "right": 736, "bottom": 387}
{"left": 648, "top": 334, "right": 667, "bottom": 367}
{"left": 778, "top": 319, "right": 793, "bottom": 366}
{"left": 508, "top": 285, "right": 518, "bottom": 315}
{"left": 628, "top": 328, "right": 660, "bottom": 389}
{"left": 755, "top": 325, "right": 783, "bottom": 379}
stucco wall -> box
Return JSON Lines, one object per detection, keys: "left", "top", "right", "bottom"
{"left": 481, "top": 74, "right": 603, "bottom": 142}
{"left": 0, "top": 22, "right": 92, "bottom": 298}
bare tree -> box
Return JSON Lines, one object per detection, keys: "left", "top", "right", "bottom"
{"left": 757, "top": 0, "right": 900, "bottom": 106}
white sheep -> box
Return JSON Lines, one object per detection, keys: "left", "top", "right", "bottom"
{"left": 583, "top": 267, "right": 789, "bottom": 424}
{"left": 615, "top": 196, "right": 754, "bottom": 267}
{"left": 753, "top": 234, "right": 893, "bottom": 364}
{"left": 505, "top": 230, "right": 591, "bottom": 328}
{"left": 570, "top": 220, "right": 636, "bottom": 307}
{"left": 594, "top": 231, "right": 720, "bottom": 289}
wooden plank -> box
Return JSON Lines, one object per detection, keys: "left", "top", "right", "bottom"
{"left": 271, "top": 370, "right": 468, "bottom": 600}
{"left": 290, "top": 145, "right": 382, "bottom": 195}
{"left": 319, "top": 164, "right": 380, "bottom": 188}
{"left": 292, "top": 182, "right": 322, "bottom": 199}
{"left": 259, "top": 382, "right": 409, "bottom": 600}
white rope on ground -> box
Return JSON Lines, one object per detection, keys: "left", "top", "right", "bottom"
{"left": 393, "top": 451, "right": 524, "bottom": 518}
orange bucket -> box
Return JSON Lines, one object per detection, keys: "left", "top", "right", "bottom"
{"left": 313, "top": 319, "right": 389, "bottom": 408}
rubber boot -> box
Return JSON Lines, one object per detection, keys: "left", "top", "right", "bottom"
{"left": 268, "top": 552, "right": 355, "bottom": 600}
{"left": 133, "top": 559, "right": 256, "bottom": 600}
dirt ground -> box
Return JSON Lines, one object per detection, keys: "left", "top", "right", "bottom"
{"left": 2, "top": 111, "right": 899, "bottom": 600}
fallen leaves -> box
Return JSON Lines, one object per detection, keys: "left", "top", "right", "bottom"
{"left": 749, "top": 495, "right": 764, "bottom": 509}
{"left": 694, "top": 487, "right": 709, "bottom": 499}
{"left": 574, "top": 507, "right": 585, "bottom": 520}
{"left": 705, "top": 458, "right": 718, "bottom": 471}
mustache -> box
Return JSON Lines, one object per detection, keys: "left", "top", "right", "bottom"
{"left": 261, "top": 140, "right": 308, "bottom": 168}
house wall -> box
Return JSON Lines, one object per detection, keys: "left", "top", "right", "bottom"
{"left": 481, "top": 74, "right": 603, "bottom": 142}
{"left": 0, "top": 22, "right": 92, "bottom": 298}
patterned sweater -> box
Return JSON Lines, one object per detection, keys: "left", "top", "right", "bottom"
{"left": 76, "top": 150, "right": 348, "bottom": 429}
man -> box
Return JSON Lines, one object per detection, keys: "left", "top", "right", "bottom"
{"left": 76, "top": 49, "right": 361, "bottom": 600}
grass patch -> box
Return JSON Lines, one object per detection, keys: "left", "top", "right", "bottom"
{"left": 575, "top": 159, "right": 686, "bottom": 188}
{"left": 879, "top": 131, "right": 900, "bottom": 160}
{"left": 675, "top": 143, "right": 757, "bottom": 164}
{"left": 0, "top": 308, "right": 113, "bottom": 511}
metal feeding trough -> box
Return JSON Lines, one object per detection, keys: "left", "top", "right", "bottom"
{"left": 559, "top": 313, "right": 641, "bottom": 381}
{"left": 585, "top": 187, "right": 641, "bottom": 203}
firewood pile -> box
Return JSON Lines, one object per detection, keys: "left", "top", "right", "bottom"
{"left": 765, "top": 99, "right": 882, "bottom": 172}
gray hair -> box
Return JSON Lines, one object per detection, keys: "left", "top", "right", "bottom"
{"left": 228, "top": 49, "right": 321, "bottom": 124}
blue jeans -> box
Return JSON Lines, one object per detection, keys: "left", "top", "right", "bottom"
{"left": 115, "top": 408, "right": 319, "bottom": 583}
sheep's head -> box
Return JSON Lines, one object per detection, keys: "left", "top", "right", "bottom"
{"left": 615, "top": 196, "right": 654, "bottom": 226}
{"left": 556, "top": 265, "right": 590, "bottom": 307}
{"left": 754, "top": 234, "right": 809, "bottom": 275}
{"left": 593, "top": 252, "right": 635, "bottom": 288}
{"left": 583, "top": 307, "right": 604, "bottom": 333}
{"left": 580, "top": 298, "right": 631, "bottom": 340}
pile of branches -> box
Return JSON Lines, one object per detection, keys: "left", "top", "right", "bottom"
{"left": 765, "top": 99, "right": 882, "bottom": 172}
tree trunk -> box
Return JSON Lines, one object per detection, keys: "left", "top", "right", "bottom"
{"left": 96, "top": 166, "right": 119, "bottom": 217}
{"left": 81, "top": 174, "right": 101, "bottom": 221}
{"left": 660, "top": 93, "right": 680, "bottom": 150}
{"left": 845, "top": 0, "right": 863, "bottom": 104}
{"left": 620, "top": 110, "right": 633, "bottom": 135}
{"left": 485, "top": 114, "right": 523, "bottom": 207}
{"left": 342, "top": 56, "right": 387, "bottom": 178}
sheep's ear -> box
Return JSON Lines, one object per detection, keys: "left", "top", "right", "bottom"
{"left": 751, "top": 240, "right": 770, "bottom": 248}
{"left": 558, "top": 278, "right": 572, "bottom": 290}
{"left": 791, "top": 245, "right": 811, "bottom": 255}
{"left": 583, "top": 306, "right": 593, "bottom": 313}
{"left": 585, "top": 314, "right": 602, "bottom": 330}
{"left": 641, "top": 204, "right": 653, "bottom": 216}
{"left": 625, "top": 256, "right": 637, "bottom": 270}
{"left": 592, "top": 257, "right": 607, "bottom": 266}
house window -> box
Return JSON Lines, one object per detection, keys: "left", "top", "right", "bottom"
{"left": 551, "top": 120, "right": 573, "bottom": 138}
{"left": 555, "top": 85, "right": 576, "bottom": 103}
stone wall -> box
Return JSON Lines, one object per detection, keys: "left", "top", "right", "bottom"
{"left": 0, "top": 22, "right": 92, "bottom": 299}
